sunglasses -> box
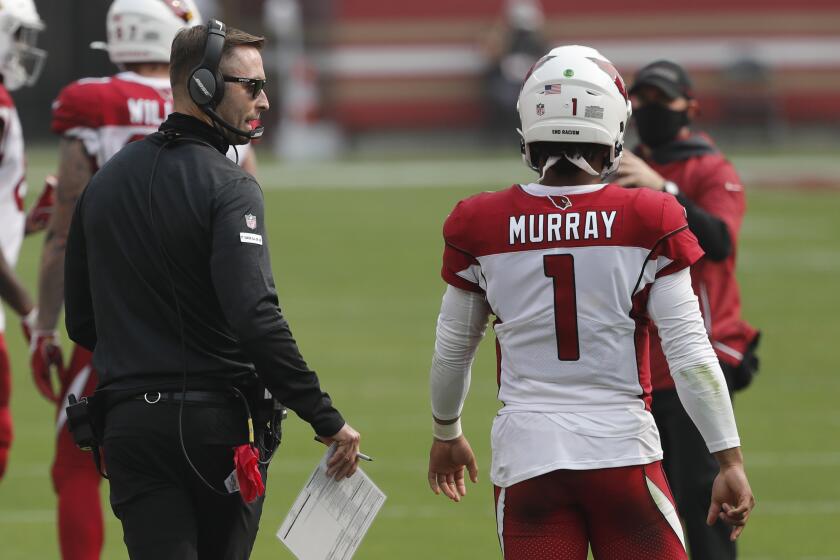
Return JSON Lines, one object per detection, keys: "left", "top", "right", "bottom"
{"left": 223, "top": 76, "right": 267, "bottom": 99}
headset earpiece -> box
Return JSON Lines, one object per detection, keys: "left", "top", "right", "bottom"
{"left": 188, "top": 20, "right": 226, "bottom": 109}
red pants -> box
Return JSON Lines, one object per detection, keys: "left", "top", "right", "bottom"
{"left": 0, "top": 335, "right": 11, "bottom": 479}
{"left": 494, "top": 462, "right": 687, "bottom": 560}
{"left": 53, "top": 346, "right": 103, "bottom": 560}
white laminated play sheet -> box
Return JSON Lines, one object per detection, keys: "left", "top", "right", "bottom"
{"left": 277, "top": 445, "right": 386, "bottom": 560}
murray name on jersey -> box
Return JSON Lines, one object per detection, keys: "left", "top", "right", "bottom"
{"left": 509, "top": 210, "right": 617, "bottom": 245}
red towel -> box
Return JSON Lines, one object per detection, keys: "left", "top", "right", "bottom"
{"left": 233, "top": 444, "right": 264, "bottom": 503}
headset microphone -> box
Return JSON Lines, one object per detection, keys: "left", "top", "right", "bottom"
{"left": 204, "top": 106, "right": 264, "bottom": 139}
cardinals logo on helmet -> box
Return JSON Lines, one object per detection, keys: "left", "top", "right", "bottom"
{"left": 587, "top": 57, "right": 628, "bottom": 101}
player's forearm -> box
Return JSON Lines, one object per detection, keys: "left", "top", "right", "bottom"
{"left": 36, "top": 238, "right": 65, "bottom": 331}
{"left": 430, "top": 286, "right": 490, "bottom": 421}
{"left": 713, "top": 446, "right": 744, "bottom": 468}
{"left": 37, "top": 139, "right": 93, "bottom": 331}
{"left": 0, "top": 252, "right": 33, "bottom": 317}
{"left": 649, "top": 268, "right": 740, "bottom": 452}
{"left": 672, "top": 362, "right": 740, "bottom": 452}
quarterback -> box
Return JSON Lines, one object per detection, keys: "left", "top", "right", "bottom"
{"left": 426, "top": 46, "right": 755, "bottom": 559}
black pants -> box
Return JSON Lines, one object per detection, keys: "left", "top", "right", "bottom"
{"left": 103, "top": 398, "right": 268, "bottom": 560}
{"left": 652, "top": 379, "right": 736, "bottom": 560}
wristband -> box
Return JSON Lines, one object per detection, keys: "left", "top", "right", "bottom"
{"left": 433, "top": 418, "right": 462, "bottom": 441}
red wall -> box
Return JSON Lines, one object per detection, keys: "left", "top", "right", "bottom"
{"left": 322, "top": 1, "right": 840, "bottom": 131}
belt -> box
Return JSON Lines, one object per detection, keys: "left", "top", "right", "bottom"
{"left": 134, "top": 390, "right": 239, "bottom": 406}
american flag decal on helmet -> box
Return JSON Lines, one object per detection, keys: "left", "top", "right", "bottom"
{"left": 587, "top": 57, "right": 628, "bottom": 101}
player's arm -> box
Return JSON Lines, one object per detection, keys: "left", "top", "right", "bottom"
{"left": 28, "top": 138, "right": 92, "bottom": 401}
{"left": 648, "top": 268, "right": 755, "bottom": 539}
{"left": 37, "top": 138, "right": 93, "bottom": 332}
{"left": 428, "top": 285, "right": 490, "bottom": 502}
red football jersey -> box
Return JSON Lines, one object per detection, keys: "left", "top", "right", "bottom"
{"left": 51, "top": 71, "right": 172, "bottom": 169}
{"left": 0, "top": 84, "right": 27, "bottom": 332}
{"left": 646, "top": 137, "right": 758, "bottom": 391}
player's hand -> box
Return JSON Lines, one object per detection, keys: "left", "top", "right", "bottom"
{"left": 320, "top": 423, "right": 361, "bottom": 480}
{"left": 428, "top": 435, "right": 478, "bottom": 503}
{"left": 707, "top": 462, "right": 755, "bottom": 540}
{"left": 613, "top": 151, "right": 666, "bottom": 190}
{"left": 29, "top": 331, "right": 65, "bottom": 403}
{"left": 25, "top": 175, "right": 57, "bottom": 236}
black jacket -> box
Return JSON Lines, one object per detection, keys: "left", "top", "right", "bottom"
{"left": 65, "top": 112, "right": 344, "bottom": 436}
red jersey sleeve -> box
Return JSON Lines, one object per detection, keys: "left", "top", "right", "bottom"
{"left": 51, "top": 80, "right": 105, "bottom": 135}
{"left": 441, "top": 200, "right": 484, "bottom": 294}
{"left": 693, "top": 157, "right": 746, "bottom": 244}
{"left": 655, "top": 194, "right": 704, "bottom": 278}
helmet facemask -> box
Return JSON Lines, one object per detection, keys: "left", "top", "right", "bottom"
{"left": 2, "top": 24, "right": 45, "bottom": 89}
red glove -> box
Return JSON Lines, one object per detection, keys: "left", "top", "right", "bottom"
{"left": 32, "top": 334, "right": 66, "bottom": 402}
{"left": 22, "top": 309, "right": 65, "bottom": 403}
{"left": 24, "top": 175, "right": 57, "bottom": 235}
{"left": 233, "top": 444, "right": 264, "bottom": 503}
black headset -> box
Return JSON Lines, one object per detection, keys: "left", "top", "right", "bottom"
{"left": 187, "top": 19, "right": 264, "bottom": 139}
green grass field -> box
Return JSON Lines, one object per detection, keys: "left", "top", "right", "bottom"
{"left": 1, "top": 147, "right": 839, "bottom": 559}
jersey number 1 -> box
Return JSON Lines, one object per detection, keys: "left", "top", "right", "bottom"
{"left": 543, "top": 254, "right": 580, "bottom": 361}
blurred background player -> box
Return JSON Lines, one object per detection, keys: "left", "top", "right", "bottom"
{"left": 0, "top": 0, "right": 49, "bottom": 481}
{"left": 427, "top": 46, "right": 755, "bottom": 559}
{"left": 614, "top": 59, "right": 761, "bottom": 560}
{"left": 32, "top": 1, "right": 255, "bottom": 559}
{"left": 482, "top": 0, "right": 547, "bottom": 144}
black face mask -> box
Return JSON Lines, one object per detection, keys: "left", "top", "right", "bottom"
{"left": 633, "top": 104, "right": 689, "bottom": 148}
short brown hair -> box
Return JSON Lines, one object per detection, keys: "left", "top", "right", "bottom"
{"left": 170, "top": 25, "right": 264, "bottom": 97}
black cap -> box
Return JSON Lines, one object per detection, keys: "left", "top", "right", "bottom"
{"left": 629, "top": 60, "right": 693, "bottom": 100}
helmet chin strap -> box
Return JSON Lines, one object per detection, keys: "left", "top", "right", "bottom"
{"left": 540, "top": 154, "right": 603, "bottom": 180}
{"left": 539, "top": 155, "right": 562, "bottom": 180}
{"left": 564, "top": 153, "right": 601, "bottom": 176}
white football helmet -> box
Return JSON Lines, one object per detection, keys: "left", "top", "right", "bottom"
{"left": 0, "top": 0, "right": 46, "bottom": 90}
{"left": 517, "top": 45, "right": 632, "bottom": 177}
{"left": 91, "top": 0, "right": 201, "bottom": 65}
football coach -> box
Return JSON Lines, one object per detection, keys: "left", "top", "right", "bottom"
{"left": 63, "top": 20, "right": 361, "bottom": 560}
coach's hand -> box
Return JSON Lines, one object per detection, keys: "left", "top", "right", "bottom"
{"left": 321, "top": 423, "right": 361, "bottom": 480}
{"left": 29, "top": 332, "right": 65, "bottom": 403}
{"left": 614, "top": 151, "right": 666, "bottom": 191}
{"left": 428, "top": 435, "right": 478, "bottom": 503}
{"left": 709, "top": 447, "right": 755, "bottom": 540}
